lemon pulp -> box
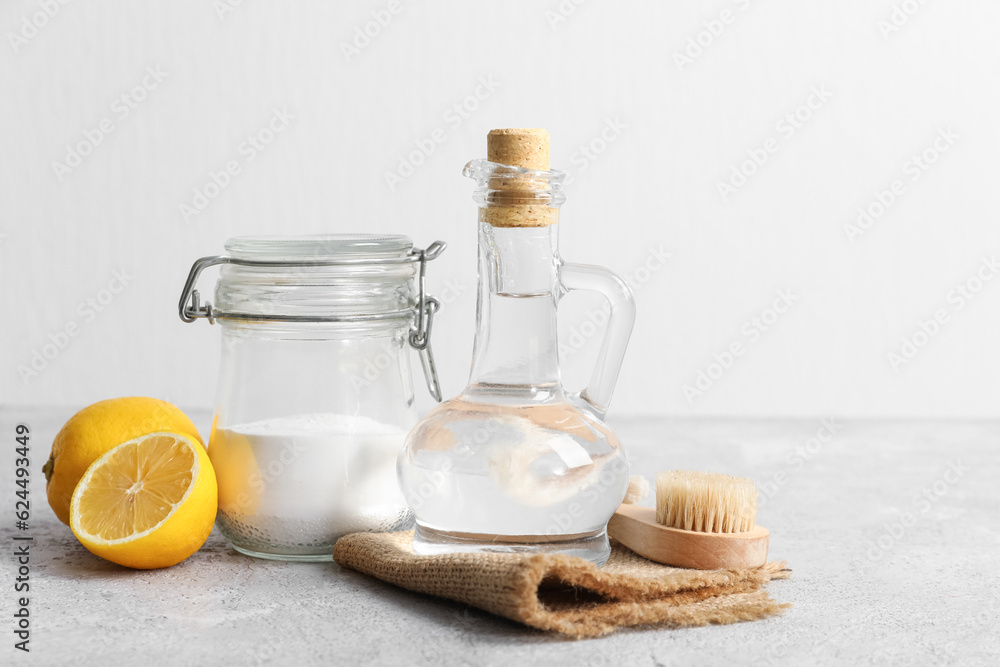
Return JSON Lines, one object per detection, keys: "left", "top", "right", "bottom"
{"left": 76, "top": 434, "right": 196, "bottom": 541}
{"left": 70, "top": 431, "right": 217, "bottom": 569}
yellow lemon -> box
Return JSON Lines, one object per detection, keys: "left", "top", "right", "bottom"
{"left": 209, "top": 426, "right": 261, "bottom": 516}
{"left": 45, "top": 397, "right": 203, "bottom": 525}
{"left": 70, "top": 432, "right": 218, "bottom": 569}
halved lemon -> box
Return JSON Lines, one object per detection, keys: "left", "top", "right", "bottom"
{"left": 45, "top": 397, "right": 204, "bottom": 525}
{"left": 69, "top": 432, "right": 218, "bottom": 569}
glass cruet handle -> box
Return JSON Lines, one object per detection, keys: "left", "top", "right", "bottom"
{"left": 558, "top": 262, "right": 636, "bottom": 417}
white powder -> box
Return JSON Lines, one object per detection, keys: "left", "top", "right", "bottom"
{"left": 209, "top": 412, "right": 411, "bottom": 552}
{"left": 230, "top": 412, "right": 402, "bottom": 437}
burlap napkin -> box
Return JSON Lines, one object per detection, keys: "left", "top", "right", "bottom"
{"left": 333, "top": 531, "right": 791, "bottom": 638}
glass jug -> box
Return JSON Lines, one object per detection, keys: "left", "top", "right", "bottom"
{"left": 178, "top": 234, "right": 445, "bottom": 561}
{"left": 398, "top": 130, "right": 636, "bottom": 564}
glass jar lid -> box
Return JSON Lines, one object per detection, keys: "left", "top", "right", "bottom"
{"left": 213, "top": 234, "right": 421, "bottom": 322}
{"left": 224, "top": 234, "right": 415, "bottom": 261}
{"left": 206, "top": 234, "right": 423, "bottom": 323}
{"left": 177, "top": 234, "right": 444, "bottom": 326}
{"left": 177, "top": 235, "right": 447, "bottom": 399}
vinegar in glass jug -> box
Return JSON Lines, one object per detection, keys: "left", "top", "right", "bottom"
{"left": 398, "top": 129, "right": 636, "bottom": 564}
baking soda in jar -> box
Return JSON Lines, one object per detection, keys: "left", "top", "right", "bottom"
{"left": 210, "top": 413, "right": 412, "bottom": 559}
{"left": 177, "top": 234, "right": 446, "bottom": 561}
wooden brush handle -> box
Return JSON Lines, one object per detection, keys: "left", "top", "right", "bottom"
{"left": 608, "top": 504, "right": 769, "bottom": 570}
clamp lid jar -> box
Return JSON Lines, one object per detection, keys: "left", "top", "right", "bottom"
{"left": 178, "top": 234, "right": 445, "bottom": 561}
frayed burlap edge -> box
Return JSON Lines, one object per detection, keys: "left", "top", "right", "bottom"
{"left": 333, "top": 531, "right": 791, "bottom": 638}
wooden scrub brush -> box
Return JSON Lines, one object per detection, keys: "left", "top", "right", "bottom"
{"left": 607, "top": 470, "right": 769, "bottom": 569}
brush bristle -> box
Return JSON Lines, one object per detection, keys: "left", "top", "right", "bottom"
{"left": 655, "top": 470, "right": 757, "bottom": 533}
{"left": 623, "top": 475, "right": 650, "bottom": 504}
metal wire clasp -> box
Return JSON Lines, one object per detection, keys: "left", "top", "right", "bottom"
{"left": 178, "top": 256, "right": 228, "bottom": 324}
{"left": 408, "top": 241, "right": 446, "bottom": 400}
{"left": 177, "top": 241, "right": 448, "bottom": 401}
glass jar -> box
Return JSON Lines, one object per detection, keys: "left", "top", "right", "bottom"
{"left": 178, "top": 234, "right": 445, "bottom": 561}
{"left": 398, "top": 149, "right": 636, "bottom": 565}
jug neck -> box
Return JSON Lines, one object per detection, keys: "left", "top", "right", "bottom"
{"left": 465, "top": 222, "right": 563, "bottom": 401}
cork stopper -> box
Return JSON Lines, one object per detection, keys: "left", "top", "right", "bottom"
{"left": 482, "top": 128, "right": 557, "bottom": 228}
{"left": 487, "top": 128, "right": 550, "bottom": 171}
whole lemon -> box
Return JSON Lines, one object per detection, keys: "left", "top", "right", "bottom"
{"left": 44, "top": 397, "right": 203, "bottom": 525}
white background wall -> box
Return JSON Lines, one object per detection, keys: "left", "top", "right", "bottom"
{"left": 3, "top": 0, "right": 998, "bottom": 418}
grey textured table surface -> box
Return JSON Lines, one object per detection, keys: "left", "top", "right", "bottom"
{"left": 2, "top": 408, "right": 998, "bottom": 666}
